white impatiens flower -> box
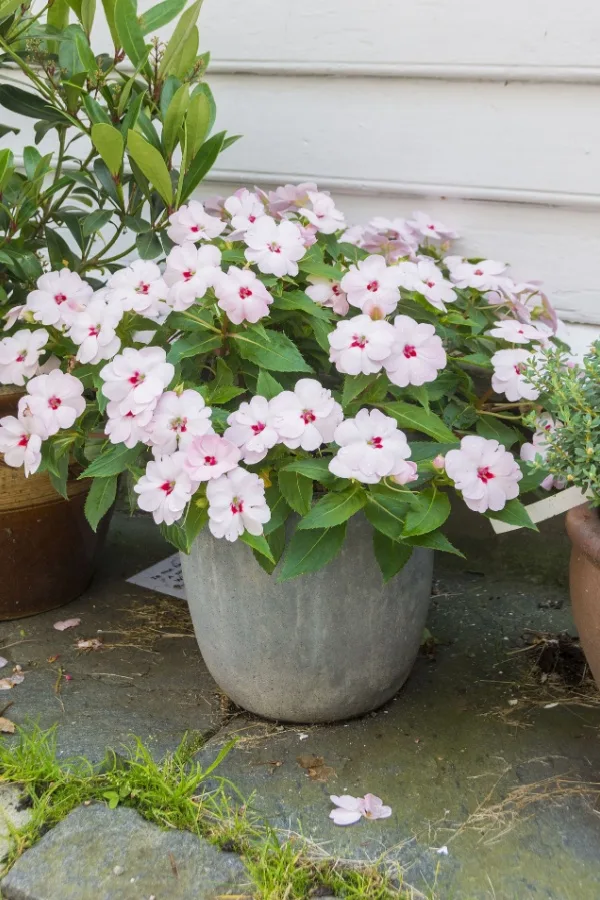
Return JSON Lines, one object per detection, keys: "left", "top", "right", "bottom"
{"left": 20, "top": 370, "right": 86, "bottom": 436}
{"left": 0, "top": 414, "right": 43, "bottom": 476}
{"left": 244, "top": 217, "right": 306, "bottom": 277}
{"left": 299, "top": 191, "right": 345, "bottom": 234}
{"left": 486, "top": 319, "right": 552, "bottom": 346}
{"left": 105, "top": 401, "right": 155, "bottom": 448}
{"left": 329, "top": 408, "right": 416, "bottom": 485}
{"left": 445, "top": 257, "right": 507, "bottom": 291}
{"left": 395, "top": 258, "right": 457, "bottom": 312}
{"left": 134, "top": 452, "right": 194, "bottom": 526}
{"left": 491, "top": 348, "right": 540, "bottom": 402}
{"left": 328, "top": 315, "right": 395, "bottom": 376}
{"left": 148, "top": 389, "right": 213, "bottom": 455}
{"left": 305, "top": 278, "right": 349, "bottom": 316}
{"left": 106, "top": 260, "right": 168, "bottom": 316}
{"left": 100, "top": 347, "right": 175, "bottom": 415}
{"left": 206, "top": 467, "right": 271, "bottom": 541}
{"left": 340, "top": 255, "right": 400, "bottom": 317}
{"left": 329, "top": 793, "right": 392, "bottom": 827}
{"left": 67, "top": 292, "right": 122, "bottom": 364}
{"left": 384, "top": 315, "right": 447, "bottom": 387}
{"left": 164, "top": 243, "right": 222, "bottom": 312}
{"left": 269, "top": 378, "right": 343, "bottom": 451}
{"left": 0, "top": 328, "right": 49, "bottom": 385}
{"left": 167, "top": 200, "right": 226, "bottom": 245}
{"left": 445, "top": 435, "right": 522, "bottom": 513}
{"left": 224, "top": 188, "right": 266, "bottom": 236}
{"left": 361, "top": 217, "right": 418, "bottom": 262}
{"left": 408, "top": 211, "right": 458, "bottom": 242}
{"left": 224, "top": 396, "right": 279, "bottom": 464}
{"left": 26, "top": 269, "right": 92, "bottom": 327}
{"left": 213, "top": 267, "right": 273, "bottom": 324}
{"left": 184, "top": 434, "right": 241, "bottom": 482}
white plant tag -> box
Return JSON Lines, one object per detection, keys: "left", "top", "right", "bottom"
{"left": 127, "top": 554, "right": 187, "bottom": 599}
{"left": 490, "top": 486, "right": 589, "bottom": 534}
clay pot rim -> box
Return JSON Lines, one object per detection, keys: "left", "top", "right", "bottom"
{"left": 566, "top": 502, "right": 600, "bottom": 567}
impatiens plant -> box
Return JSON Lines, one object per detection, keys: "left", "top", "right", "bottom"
{"left": 0, "top": 186, "right": 563, "bottom": 580}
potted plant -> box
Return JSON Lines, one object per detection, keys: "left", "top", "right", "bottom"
{"left": 0, "top": 0, "right": 234, "bottom": 617}
{"left": 0, "top": 183, "right": 561, "bottom": 717}
{"left": 526, "top": 343, "right": 600, "bottom": 683}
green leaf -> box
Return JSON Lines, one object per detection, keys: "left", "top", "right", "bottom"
{"left": 101, "top": 0, "right": 119, "bottom": 46}
{"left": 518, "top": 461, "right": 551, "bottom": 494}
{"left": 476, "top": 415, "right": 521, "bottom": 449}
{"left": 160, "top": 501, "right": 208, "bottom": 553}
{"left": 403, "top": 531, "right": 465, "bottom": 558}
{"left": 48, "top": 453, "right": 69, "bottom": 500}
{"left": 183, "top": 87, "right": 211, "bottom": 169}
{"left": 0, "top": 85, "right": 64, "bottom": 121}
{"left": 73, "top": 24, "right": 98, "bottom": 72}
{"left": 158, "top": 0, "right": 202, "bottom": 77}
{"left": 263, "top": 485, "right": 290, "bottom": 535}
{"left": 127, "top": 129, "right": 172, "bottom": 205}
{"left": 167, "top": 333, "right": 221, "bottom": 364}
{"left": 256, "top": 370, "right": 283, "bottom": 400}
{"left": 163, "top": 83, "right": 189, "bottom": 156}
{"left": 136, "top": 231, "right": 162, "bottom": 260}
{"left": 83, "top": 94, "right": 111, "bottom": 125}
{"left": 84, "top": 475, "right": 117, "bottom": 531}
{"left": 139, "top": 0, "right": 186, "bottom": 33}
{"left": 45, "top": 228, "right": 77, "bottom": 271}
{"left": 278, "top": 470, "right": 312, "bottom": 516}
{"left": 91, "top": 123, "right": 124, "bottom": 176}
{"left": 233, "top": 327, "right": 312, "bottom": 373}
{"left": 81, "top": 0, "right": 96, "bottom": 37}
{"left": 80, "top": 443, "right": 141, "bottom": 478}
{"left": 23, "top": 146, "right": 41, "bottom": 181}
{"left": 408, "top": 441, "right": 458, "bottom": 462}
{"left": 278, "top": 523, "right": 347, "bottom": 582}
{"left": 82, "top": 209, "right": 113, "bottom": 236}
{"left": 373, "top": 531, "right": 413, "bottom": 583}
{"left": 240, "top": 531, "right": 275, "bottom": 565}
{"left": 115, "top": 0, "right": 150, "bottom": 69}
{"left": 342, "top": 373, "right": 377, "bottom": 408}
{"left": 457, "top": 352, "right": 493, "bottom": 370}
{"left": 364, "top": 492, "right": 410, "bottom": 540}
{"left": 117, "top": 52, "right": 150, "bottom": 115}
{"left": 181, "top": 129, "right": 225, "bottom": 201}
{"left": 93, "top": 158, "right": 119, "bottom": 204}
{"left": 174, "top": 24, "right": 199, "bottom": 79}
{"left": 297, "top": 485, "right": 366, "bottom": 530}
{"left": 280, "top": 457, "right": 338, "bottom": 488}
{"left": 377, "top": 401, "right": 457, "bottom": 443}
{"left": 274, "top": 290, "right": 332, "bottom": 322}
{"left": 402, "top": 488, "right": 451, "bottom": 537}
{"left": 253, "top": 524, "right": 285, "bottom": 574}
{"left": 208, "top": 385, "right": 245, "bottom": 404}
{"left": 486, "top": 498, "right": 538, "bottom": 532}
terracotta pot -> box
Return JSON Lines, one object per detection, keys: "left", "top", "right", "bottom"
{"left": 565, "top": 503, "right": 600, "bottom": 683}
{"left": 0, "top": 387, "right": 110, "bottom": 620}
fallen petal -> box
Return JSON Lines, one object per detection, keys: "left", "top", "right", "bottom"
{"left": 436, "top": 846, "right": 449, "bottom": 856}
{"left": 0, "top": 657, "right": 7, "bottom": 669}
{"left": 54, "top": 618, "right": 81, "bottom": 631}
{"left": 0, "top": 717, "right": 15, "bottom": 734}
{"left": 330, "top": 794, "right": 362, "bottom": 812}
{"left": 329, "top": 808, "right": 363, "bottom": 826}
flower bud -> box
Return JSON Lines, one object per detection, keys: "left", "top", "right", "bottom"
{"left": 432, "top": 454, "right": 446, "bottom": 472}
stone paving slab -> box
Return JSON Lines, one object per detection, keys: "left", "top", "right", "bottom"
{"left": 0, "top": 786, "right": 30, "bottom": 863}
{"left": 0, "top": 803, "right": 249, "bottom": 900}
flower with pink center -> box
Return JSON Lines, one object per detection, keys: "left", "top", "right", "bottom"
{"left": 445, "top": 435, "right": 522, "bottom": 513}
{"left": 409, "top": 211, "right": 458, "bottom": 242}
{"left": 361, "top": 217, "right": 418, "bottom": 262}
{"left": 106, "top": 261, "right": 168, "bottom": 315}
{"left": 149, "top": 390, "right": 213, "bottom": 455}
{"left": 100, "top": 347, "right": 175, "bottom": 415}
{"left": 21, "top": 370, "right": 85, "bottom": 436}
{"left": 491, "top": 348, "right": 540, "bottom": 402}
{"left": 206, "top": 467, "right": 271, "bottom": 541}
{"left": 0, "top": 328, "right": 49, "bottom": 386}
{"left": 384, "top": 315, "right": 447, "bottom": 387}
{"left": 0, "top": 414, "right": 42, "bottom": 476}
{"left": 244, "top": 217, "right": 306, "bottom": 277}
{"left": 267, "top": 182, "right": 317, "bottom": 215}
{"left": 224, "top": 188, "right": 266, "bottom": 236}
{"left": 299, "top": 191, "right": 345, "bottom": 234}
{"left": 213, "top": 267, "right": 273, "bottom": 324}
{"left": 445, "top": 257, "right": 508, "bottom": 291}
{"left": 329, "top": 408, "right": 414, "bottom": 484}
{"left": 328, "top": 315, "right": 395, "bottom": 376}
{"left": 26, "top": 269, "right": 93, "bottom": 327}
{"left": 329, "top": 794, "right": 392, "bottom": 826}
{"left": 105, "top": 400, "right": 155, "bottom": 448}
{"left": 67, "top": 291, "right": 122, "bottom": 365}
{"left": 340, "top": 255, "right": 400, "bottom": 317}
{"left": 167, "top": 200, "right": 226, "bottom": 245}
{"left": 269, "top": 378, "right": 343, "bottom": 451}
{"left": 486, "top": 319, "right": 552, "bottom": 346}
{"left": 305, "top": 277, "right": 349, "bottom": 316}
{"left": 164, "top": 244, "right": 222, "bottom": 312}
{"left": 224, "top": 396, "right": 279, "bottom": 464}
{"left": 493, "top": 280, "right": 559, "bottom": 333}
{"left": 184, "top": 433, "right": 241, "bottom": 483}
{"left": 395, "top": 258, "right": 457, "bottom": 312}
{"left": 134, "top": 452, "right": 194, "bottom": 526}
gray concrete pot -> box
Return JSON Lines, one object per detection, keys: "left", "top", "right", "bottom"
{"left": 180, "top": 515, "right": 433, "bottom": 723}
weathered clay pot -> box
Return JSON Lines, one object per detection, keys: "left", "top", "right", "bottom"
{"left": 565, "top": 503, "right": 600, "bottom": 684}
{"left": 180, "top": 514, "right": 433, "bottom": 722}
{"left": 0, "top": 387, "right": 110, "bottom": 620}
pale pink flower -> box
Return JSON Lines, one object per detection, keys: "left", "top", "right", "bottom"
{"left": 341, "top": 255, "right": 400, "bottom": 317}
{"left": 299, "top": 191, "right": 345, "bottom": 234}
{"left": 361, "top": 217, "right": 418, "bottom": 261}
{"left": 184, "top": 434, "right": 241, "bottom": 482}
{"left": 384, "top": 315, "right": 447, "bottom": 387}
{"left": 501, "top": 280, "right": 559, "bottom": 333}
{"left": 432, "top": 454, "right": 446, "bottom": 471}
{"left": 53, "top": 618, "right": 81, "bottom": 631}
{"left": 0, "top": 328, "right": 49, "bottom": 385}
{"left": 520, "top": 414, "right": 564, "bottom": 490}
{"left": 0, "top": 414, "right": 42, "bottom": 476}
{"left": 328, "top": 315, "right": 395, "bottom": 376}
{"left": 206, "top": 467, "right": 271, "bottom": 541}
{"left": 244, "top": 217, "right": 306, "bottom": 277}
{"left": 445, "top": 435, "right": 522, "bottom": 513}
{"left": 100, "top": 347, "right": 174, "bottom": 415}
{"left": 329, "top": 408, "right": 413, "bottom": 484}
{"left": 21, "top": 370, "right": 85, "bottom": 436}
{"left": 26, "top": 269, "right": 92, "bottom": 327}
{"left": 445, "top": 257, "right": 507, "bottom": 291}
{"left": 409, "top": 211, "right": 458, "bottom": 242}
{"left": 267, "top": 182, "right": 317, "bottom": 215}
{"left": 329, "top": 794, "right": 392, "bottom": 826}
{"left": 67, "top": 292, "right": 122, "bottom": 365}
{"left": 105, "top": 401, "right": 154, "bottom": 448}
{"left": 106, "top": 261, "right": 168, "bottom": 315}
{"left": 305, "top": 278, "right": 349, "bottom": 316}
{"left": 167, "top": 200, "right": 226, "bottom": 245}
{"left": 224, "top": 396, "right": 279, "bottom": 464}
{"left": 486, "top": 319, "right": 552, "bottom": 346}
{"left": 224, "top": 188, "right": 266, "bottom": 236}
{"left": 213, "top": 267, "right": 273, "bottom": 324}
{"left": 164, "top": 243, "right": 222, "bottom": 312}
{"left": 269, "top": 378, "right": 343, "bottom": 451}
{"left": 491, "top": 348, "right": 540, "bottom": 402}
{"left": 295, "top": 222, "right": 318, "bottom": 248}
{"left": 3, "top": 305, "right": 26, "bottom": 331}
{"left": 395, "top": 259, "right": 457, "bottom": 312}
{"left": 340, "top": 224, "right": 365, "bottom": 246}
{"left": 134, "top": 452, "right": 194, "bottom": 526}
{"left": 149, "top": 390, "right": 213, "bottom": 455}
{"left": 390, "top": 461, "right": 419, "bottom": 485}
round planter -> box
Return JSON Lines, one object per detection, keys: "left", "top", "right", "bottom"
{"left": 180, "top": 515, "right": 433, "bottom": 722}
{"left": 0, "top": 387, "right": 110, "bottom": 621}
{"left": 565, "top": 503, "right": 600, "bottom": 684}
